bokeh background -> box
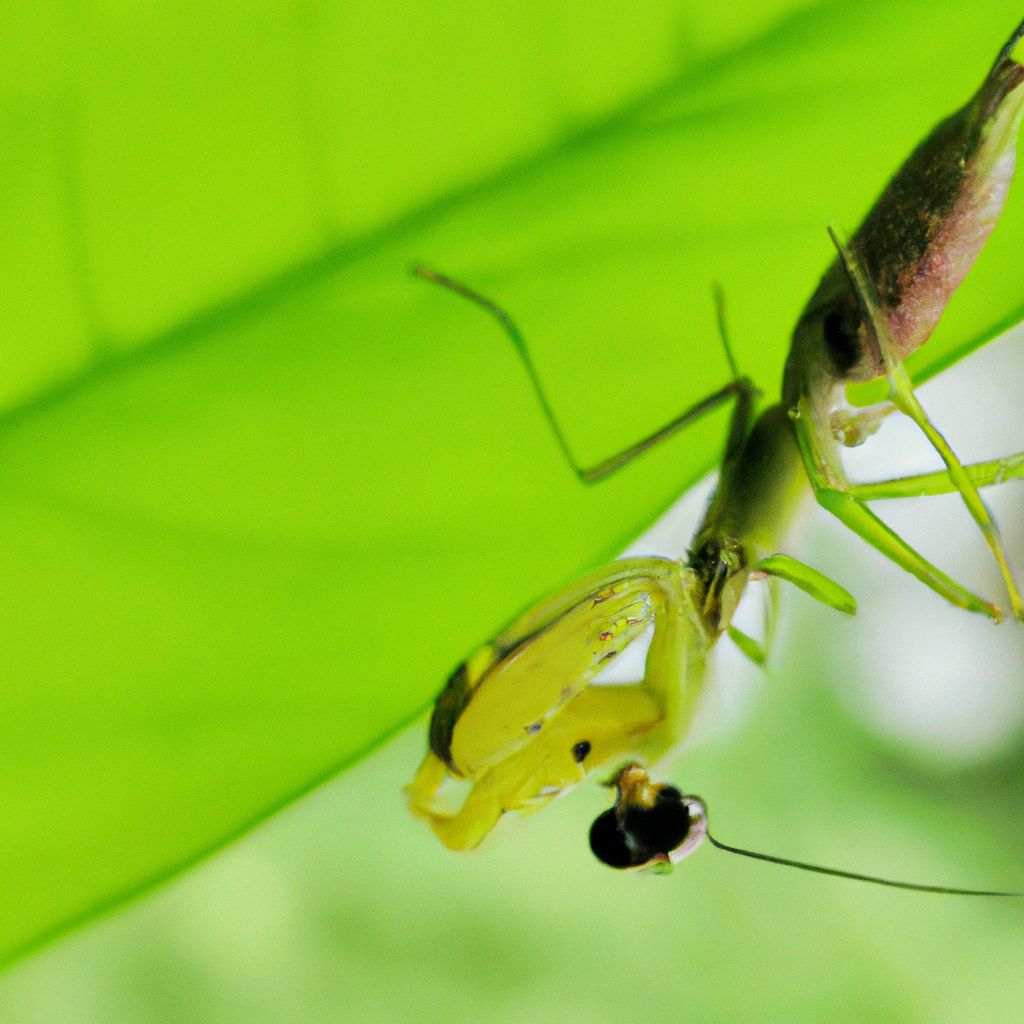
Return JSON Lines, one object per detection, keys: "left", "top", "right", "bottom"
{"left": 2, "top": 2, "right": 1024, "bottom": 1021}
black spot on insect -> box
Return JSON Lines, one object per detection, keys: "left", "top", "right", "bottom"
{"left": 525, "top": 721, "right": 543, "bottom": 735}
{"left": 822, "top": 304, "right": 861, "bottom": 375}
{"left": 599, "top": 650, "right": 618, "bottom": 664}
{"left": 572, "top": 740, "right": 591, "bottom": 763}
{"left": 589, "top": 785, "right": 692, "bottom": 870}
{"left": 588, "top": 809, "right": 633, "bottom": 868}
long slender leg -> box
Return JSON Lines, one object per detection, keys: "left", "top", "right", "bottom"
{"left": 731, "top": 556, "right": 853, "bottom": 665}
{"left": 414, "top": 265, "right": 758, "bottom": 483}
{"left": 576, "top": 378, "right": 756, "bottom": 482}
{"left": 728, "top": 566, "right": 781, "bottom": 667}
{"left": 888, "top": 365, "right": 1022, "bottom": 618}
{"left": 752, "top": 553, "right": 856, "bottom": 615}
{"left": 728, "top": 575, "right": 783, "bottom": 670}
{"left": 851, "top": 450, "right": 1024, "bottom": 500}
{"left": 830, "top": 229, "right": 1023, "bottom": 620}
{"left": 728, "top": 625, "right": 769, "bottom": 666}
{"left": 792, "top": 401, "right": 1002, "bottom": 620}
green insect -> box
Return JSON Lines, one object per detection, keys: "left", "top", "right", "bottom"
{"left": 406, "top": 19, "right": 1024, "bottom": 888}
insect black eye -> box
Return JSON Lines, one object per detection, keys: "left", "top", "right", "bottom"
{"left": 822, "top": 306, "right": 861, "bottom": 374}
{"left": 589, "top": 786, "right": 692, "bottom": 869}
{"left": 572, "top": 740, "right": 591, "bottom": 763}
{"left": 589, "top": 809, "right": 634, "bottom": 868}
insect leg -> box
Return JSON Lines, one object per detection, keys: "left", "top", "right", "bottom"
{"left": 629, "top": 570, "right": 709, "bottom": 762}
{"left": 409, "top": 766, "right": 509, "bottom": 851}
{"left": 730, "top": 556, "right": 852, "bottom": 666}
{"left": 850, "top": 450, "right": 1024, "bottom": 500}
{"left": 727, "top": 625, "right": 769, "bottom": 666}
{"left": 726, "top": 573, "right": 780, "bottom": 667}
{"left": 831, "top": 229, "right": 1024, "bottom": 621}
{"left": 405, "top": 751, "right": 451, "bottom": 822}
{"left": 792, "top": 401, "right": 1001, "bottom": 619}
{"left": 573, "top": 377, "right": 757, "bottom": 483}
{"left": 413, "top": 265, "right": 758, "bottom": 484}
{"left": 883, "top": 369, "right": 1022, "bottom": 619}
{"left": 579, "top": 282, "right": 762, "bottom": 480}
{"left": 750, "top": 553, "right": 856, "bottom": 615}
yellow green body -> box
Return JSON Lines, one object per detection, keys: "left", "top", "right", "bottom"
{"left": 407, "top": 402, "right": 827, "bottom": 851}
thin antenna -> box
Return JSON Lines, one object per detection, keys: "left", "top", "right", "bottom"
{"left": 709, "top": 282, "right": 757, "bottom": 465}
{"left": 711, "top": 282, "right": 742, "bottom": 382}
{"left": 706, "top": 832, "right": 1022, "bottom": 896}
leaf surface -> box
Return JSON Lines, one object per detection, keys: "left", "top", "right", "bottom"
{"left": 2, "top": 0, "right": 1023, "bottom": 964}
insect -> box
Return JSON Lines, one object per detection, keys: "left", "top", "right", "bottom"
{"left": 406, "top": 19, "right": 1024, "bottom": 886}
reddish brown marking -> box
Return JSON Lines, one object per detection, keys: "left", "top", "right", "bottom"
{"left": 598, "top": 630, "right": 613, "bottom": 641}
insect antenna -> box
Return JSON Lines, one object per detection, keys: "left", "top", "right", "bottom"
{"left": 709, "top": 282, "right": 759, "bottom": 463}
{"left": 706, "top": 831, "right": 1023, "bottom": 896}
{"left": 711, "top": 282, "right": 742, "bottom": 382}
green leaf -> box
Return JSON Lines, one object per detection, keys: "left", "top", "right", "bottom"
{"left": 2, "top": 0, "right": 1022, "bottom": 965}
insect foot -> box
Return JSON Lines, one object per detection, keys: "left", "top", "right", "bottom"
{"left": 589, "top": 763, "right": 708, "bottom": 872}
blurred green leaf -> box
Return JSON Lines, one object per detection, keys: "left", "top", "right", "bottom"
{"left": 2, "top": 0, "right": 1023, "bottom": 966}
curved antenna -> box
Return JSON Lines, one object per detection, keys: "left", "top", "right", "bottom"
{"left": 710, "top": 281, "right": 741, "bottom": 382}
{"left": 706, "top": 832, "right": 1022, "bottom": 897}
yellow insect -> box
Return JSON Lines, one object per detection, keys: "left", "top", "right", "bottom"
{"left": 407, "top": 20, "right": 1024, "bottom": 882}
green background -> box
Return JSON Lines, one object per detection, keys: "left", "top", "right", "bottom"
{"left": 1, "top": 0, "right": 1023, "bottom": 1016}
